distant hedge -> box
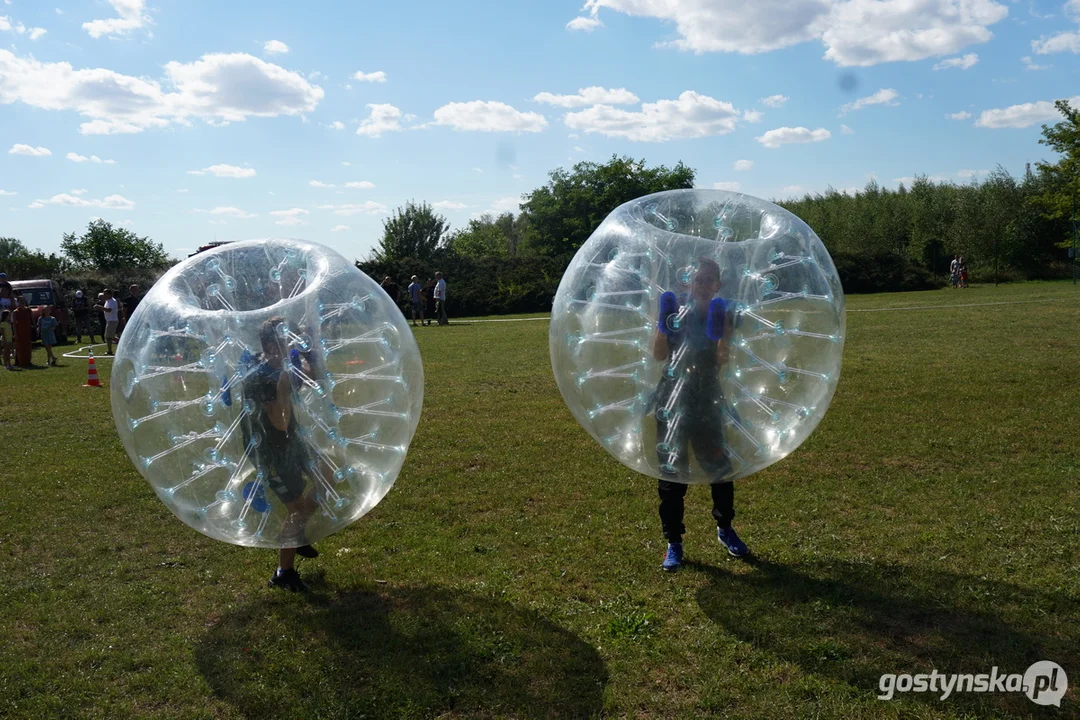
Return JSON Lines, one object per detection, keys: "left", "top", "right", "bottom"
{"left": 357, "top": 254, "right": 573, "bottom": 317}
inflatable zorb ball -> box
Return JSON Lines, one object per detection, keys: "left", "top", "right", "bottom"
{"left": 550, "top": 189, "right": 844, "bottom": 483}
{"left": 111, "top": 239, "right": 423, "bottom": 547}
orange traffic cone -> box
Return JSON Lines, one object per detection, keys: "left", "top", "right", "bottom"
{"left": 84, "top": 352, "right": 103, "bottom": 388}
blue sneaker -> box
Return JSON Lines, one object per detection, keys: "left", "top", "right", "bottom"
{"left": 717, "top": 527, "right": 749, "bottom": 558}
{"left": 662, "top": 542, "right": 683, "bottom": 571}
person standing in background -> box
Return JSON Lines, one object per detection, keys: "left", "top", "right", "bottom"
{"left": 13, "top": 294, "right": 32, "bottom": 368}
{"left": 1, "top": 310, "right": 14, "bottom": 370}
{"left": 95, "top": 289, "right": 120, "bottom": 356}
{"left": 72, "top": 290, "right": 95, "bottom": 344}
{"left": 37, "top": 305, "right": 59, "bottom": 367}
{"left": 424, "top": 279, "right": 436, "bottom": 326}
{"left": 380, "top": 276, "right": 400, "bottom": 311}
{"left": 120, "top": 284, "right": 143, "bottom": 335}
{"left": 434, "top": 272, "right": 448, "bottom": 326}
{"left": 406, "top": 275, "right": 424, "bottom": 327}
{"left": 96, "top": 293, "right": 107, "bottom": 345}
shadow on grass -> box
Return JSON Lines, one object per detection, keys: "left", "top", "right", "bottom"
{"left": 694, "top": 558, "right": 1078, "bottom": 715}
{"left": 196, "top": 582, "right": 607, "bottom": 720}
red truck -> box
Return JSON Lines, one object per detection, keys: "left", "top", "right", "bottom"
{"left": 8, "top": 279, "right": 69, "bottom": 344}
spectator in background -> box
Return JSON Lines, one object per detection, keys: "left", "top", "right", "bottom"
{"left": 959, "top": 257, "right": 968, "bottom": 288}
{"left": 380, "top": 276, "right": 400, "bottom": 310}
{"left": 72, "top": 290, "right": 95, "bottom": 345}
{"left": 37, "top": 305, "right": 59, "bottom": 367}
{"left": 95, "top": 289, "right": 120, "bottom": 355}
{"left": 96, "top": 293, "right": 107, "bottom": 345}
{"left": 1, "top": 309, "right": 14, "bottom": 370}
{"left": 949, "top": 255, "right": 959, "bottom": 289}
{"left": 13, "top": 294, "right": 32, "bottom": 368}
{"left": 121, "top": 284, "right": 143, "bottom": 332}
{"left": 424, "top": 279, "right": 436, "bottom": 326}
{"left": 434, "top": 271, "right": 448, "bottom": 326}
{"left": 407, "top": 275, "right": 424, "bottom": 327}
{"left": 0, "top": 276, "right": 13, "bottom": 315}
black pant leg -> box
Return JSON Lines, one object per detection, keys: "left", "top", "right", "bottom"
{"left": 710, "top": 481, "right": 735, "bottom": 529}
{"left": 658, "top": 480, "right": 689, "bottom": 543}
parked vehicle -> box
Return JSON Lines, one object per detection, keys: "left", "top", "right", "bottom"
{"left": 8, "top": 279, "right": 69, "bottom": 344}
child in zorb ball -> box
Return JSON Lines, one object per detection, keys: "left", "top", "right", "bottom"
{"left": 551, "top": 189, "right": 845, "bottom": 572}
{"left": 112, "top": 239, "right": 423, "bottom": 592}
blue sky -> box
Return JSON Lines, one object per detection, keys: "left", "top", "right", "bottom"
{"left": 1, "top": 0, "right": 1078, "bottom": 261}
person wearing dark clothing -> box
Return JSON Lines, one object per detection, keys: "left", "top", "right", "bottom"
{"left": 241, "top": 316, "right": 321, "bottom": 592}
{"left": 380, "top": 277, "right": 400, "bottom": 310}
{"left": 424, "top": 279, "right": 436, "bottom": 326}
{"left": 72, "top": 290, "right": 95, "bottom": 344}
{"left": 121, "top": 284, "right": 142, "bottom": 334}
{"left": 651, "top": 257, "right": 748, "bottom": 571}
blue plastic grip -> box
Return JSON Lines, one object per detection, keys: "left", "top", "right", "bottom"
{"left": 707, "top": 298, "right": 727, "bottom": 341}
{"left": 658, "top": 291, "right": 678, "bottom": 336}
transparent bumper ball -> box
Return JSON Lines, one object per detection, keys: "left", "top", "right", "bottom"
{"left": 550, "top": 189, "right": 845, "bottom": 484}
{"left": 111, "top": 239, "right": 423, "bottom": 547}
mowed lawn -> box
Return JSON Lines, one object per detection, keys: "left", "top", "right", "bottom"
{"left": 1, "top": 281, "right": 1078, "bottom": 720}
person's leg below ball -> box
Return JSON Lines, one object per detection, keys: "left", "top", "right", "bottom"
{"left": 711, "top": 481, "right": 748, "bottom": 557}
{"left": 658, "top": 479, "right": 688, "bottom": 570}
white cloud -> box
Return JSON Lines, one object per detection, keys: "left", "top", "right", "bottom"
{"left": 0, "top": 189, "right": 16, "bottom": 195}
{"left": 756, "top": 126, "right": 831, "bottom": 148}
{"left": 840, "top": 123, "right": 855, "bottom": 134}
{"left": 434, "top": 100, "right": 547, "bottom": 133}
{"left": 0, "top": 16, "right": 48, "bottom": 39}
{"left": 188, "top": 164, "right": 256, "bottom": 178}
{"left": 782, "top": 185, "right": 806, "bottom": 195}
{"left": 567, "top": 15, "right": 603, "bottom": 31}
{"left": 10, "top": 143, "right": 51, "bottom": 156}
{"left": 327, "top": 120, "right": 345, "bottom": 130}
{"left": 533, "top": 86, "right": 639, "bottom": 108}
{"left": 341, "top": 161, "right": 352, "bottom": 166}
{"left": 975, "top": 95, "right": 1080, "bottom": 128}
{"left": 316, "top": 201, "right": 388, "bottom": 216}
{"left": 578, "top": 0, "right": 1008, "bottom": 67}
{"left": 344, "top": 181, "right": 375, "bottom": 189}
{"left": 956, "top": 168, "right": 989, "bottom": 178}
{"left": 66, "top": 152, "right": 116, "bottom": 163}
{"left": 1021, "top": 56, "right": 1051, "bottom": 70}
{"left": 70, "top": 188, "right": 88, "bottom": 195}
{"left": 30, "top": 192, "right": 134, "bottom": 209}
{"left": 270, "top": 208, "right": 309, "bottom": 226}
{"left": 353, "top": 70, "right": 387, "bottom": 83}
{"left": 743, "top": 109, "right": 764, "bottom": 123}
{"left": 83, "top": 0, "right": 150, "bottom": 38}
{"left": 209, "top": 206, "right": 255, "bottom": 218}
{"left": 564, "top": 90, "right": 739, "bottom": 141}
{"left": 263, "top": 40, "right": 289, "bottom": 55}
{"left": 433, "top": 200, "right": 468, "bottom": 210}
{"left": 483, "top": 197, "right": 521, "bottom": 216}
{"left": 932, "top": 53, "right": 979, "bottom": 70}
{"left": 733, "top": 159, "right": 754, "bottom": 171}
{"left": 712, "top": 181, "right": 741, "bottom": 191}
{"left": 894, "top": 175, "right": 951, "bottom": 185}
{"left": 761, "top": 94, "right": 788, "bottom": 107}
{"left": 838, "top": 88, "right": 899, "bottom": 115}
{"left": 946, "top": 111, "right": 972, "bottom": 120}
{"left": 330, "top": 224, "right": 349, "bottom": 232}
{"left": 176, "top": 188, "right": 189, "bottom": 193}
{"left": 356, "top": 103, "right": 404, "bottom": 137}
{"left": 309, "top": 180, "right": 335, "bottom": 188}
{"left": 0, "top": 50, "right": 324, "bottom": 135}
{"left": 1033, "top": 32, "right": 1080, "bottom": 54}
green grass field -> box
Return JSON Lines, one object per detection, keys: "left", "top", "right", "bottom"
{"left": 1, "top": 281, "right": 1078, "bottom": 719}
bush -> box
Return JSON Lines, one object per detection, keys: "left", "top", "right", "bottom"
{"left": 358, "top": 254, "right": 573, "bottom": 317}
{"left": 831, "top": 250, "right": 945, "bottom": 294}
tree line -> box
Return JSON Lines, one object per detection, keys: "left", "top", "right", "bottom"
{"left": 362, "top": 100, "right": 1078, "bottom": 315}
{"left": 2, "top": 102, "right": 1076, "bottom": 316}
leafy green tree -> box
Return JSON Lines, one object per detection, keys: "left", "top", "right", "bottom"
{"left": 61, "top": 219, "right": 170, "bottom": 272}
{"left": 521, "top": 155, "right": 695, "bottom": 256}
{"left": 373, "top": 201, "right": 450, "bottom": 262}
{"left": 448, "top": 214, "right": 510, "bottom": 259}
{"left": 0, "top": 237, "right": 65, "bottom": 279}
{"left": 1033, "top": 100, "right": 1080, "bottom": 223}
